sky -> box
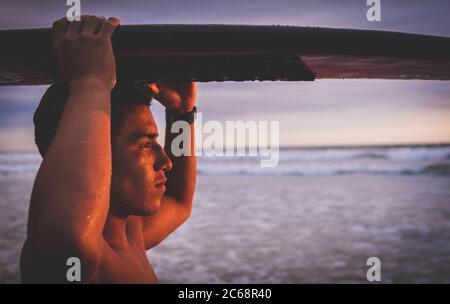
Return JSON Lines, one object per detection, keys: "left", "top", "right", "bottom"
{"left": 0, "top": 0, "right": 449, "bottom": 151}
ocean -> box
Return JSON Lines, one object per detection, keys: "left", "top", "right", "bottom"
{"left": 2, "top": 144, "right": 450, "bottom": 177}
{"left": 1, "top": 144, "right": 450, "bottom": 283}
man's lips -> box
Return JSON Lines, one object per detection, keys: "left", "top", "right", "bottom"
{"left": 155, "top": 177, "right": 167, "bottom": 188}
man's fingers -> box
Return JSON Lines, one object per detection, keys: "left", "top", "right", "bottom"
{"left": 98, "top": 17, "right": 120, "bottom": 37}
{"left": 53, "top": 15, "right": 109, "bottom": 38}
{"left": 64, "top": 19, "right": 83, "bottom": 36}
{"left": 147, "top": 83, "right": 160, "bottom": 95}
{"left": 82, "top": 15, "right": 105, "bottom": 35}
{"left": 52, "top": 17, "right": 69, "bottom": 40}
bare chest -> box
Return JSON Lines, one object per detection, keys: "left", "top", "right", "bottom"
{"left": 96, "top": 244, "right": 158, "bottom": 283}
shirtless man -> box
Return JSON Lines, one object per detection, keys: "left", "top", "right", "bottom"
{"left": 20, "top": 15, "right": 196, "bottom": 283}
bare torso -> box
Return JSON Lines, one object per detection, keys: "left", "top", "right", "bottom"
{"left": 95, "top": 245, "right": 158, "bottom": 283}
{"left": 21, "top": 216, "right": 158, "bottom": 283}
{"left": 95, "top": 216, "right": 159, "bottom": 283}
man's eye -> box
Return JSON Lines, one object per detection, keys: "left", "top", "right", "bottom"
{"left": 140, "top": 142, "right": 151, "bottom": 149}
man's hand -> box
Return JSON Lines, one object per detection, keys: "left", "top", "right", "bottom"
{"left": 52, "top": 15, "right": 120, "bottom": 90}
{"left": 148, "top": 83, "right": 196, "bottom": 113}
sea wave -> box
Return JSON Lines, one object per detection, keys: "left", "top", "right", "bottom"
{"left": 1, "top": 146, "right": 450, "bottom": 177}
{"left": 420, "top": 163, "right": 450, "bottom": 175}
{"left": 197, "top": 161, "right": 450, "bottom": 176}
{"left": 202, "top": 146, "right": 450, "bottom": 162}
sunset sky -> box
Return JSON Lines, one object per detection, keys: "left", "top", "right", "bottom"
{"left": 0, "top": 0, "right": 449, "bottom": 151}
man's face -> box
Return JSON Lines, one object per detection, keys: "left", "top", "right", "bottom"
{"left": 110, "top": 103, "right": 172, "bottom": 216}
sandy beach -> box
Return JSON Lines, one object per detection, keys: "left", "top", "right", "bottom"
{"left": 2, "top": 173, "right": 450, "bottom": 283}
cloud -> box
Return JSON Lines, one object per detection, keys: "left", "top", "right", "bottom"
{"left": 196, "top": 80, "right": 450, "bottom": 120}
{"left": 0, "top": 127, "right": 37, "bottom": 152}
{"left": 0, "top": 86, "right": 46, "bottom": 128}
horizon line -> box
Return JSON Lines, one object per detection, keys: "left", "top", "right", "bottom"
{"left": 1, "top": 142, "right": 450, "bottom": 154}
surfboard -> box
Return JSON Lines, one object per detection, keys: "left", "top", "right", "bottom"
{"left": 0, "top": 24, "right": 449, "bottom": 85}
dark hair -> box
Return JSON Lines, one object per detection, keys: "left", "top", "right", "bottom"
{"left": 33, "top": 80, "right": 153, "bottom": 158}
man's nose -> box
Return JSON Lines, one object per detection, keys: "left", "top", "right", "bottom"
{"left": 155, "top": 145, "right": 172, "bottom": 172}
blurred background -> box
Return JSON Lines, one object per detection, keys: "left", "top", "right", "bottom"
{"left": 0, "top": 0, "right": 449, "bottom": 283}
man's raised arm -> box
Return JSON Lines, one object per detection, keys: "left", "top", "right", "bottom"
{"left": 162, "top": 83, "right": 197, "bottom": 208}
{"left": 141, "top": 83, "right": 197, "bottom": 249}
{"left": 22, "top": 16, "right": 120, "bottom": 280}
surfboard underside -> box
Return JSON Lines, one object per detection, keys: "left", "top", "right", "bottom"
{"left": 0, "top": 25, "right": 449, "bottom": 85}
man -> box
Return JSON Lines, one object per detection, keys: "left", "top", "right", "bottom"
{"left": 20, "top": 16, "right": 197, "bottom": 283}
